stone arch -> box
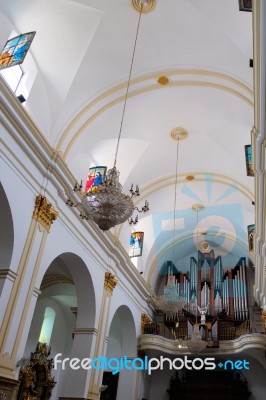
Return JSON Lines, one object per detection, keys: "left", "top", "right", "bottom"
{"left": 104, "top": 305, "right": 137, "bottom": 400}
{"left": 24, "top": 252, "right": 97, "bottom": 400}
{"left": 107, "top": 305, "right": 137, "bottom": 358}
{"left": 0, "top": 183, "right": 14, "bottom": 272}
{"left": 38, "top": 252, "right": 96, "bottom": 328}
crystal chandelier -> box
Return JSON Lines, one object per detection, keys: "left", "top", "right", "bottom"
{"left": 66, "top": 1, "right": 149, "bottom": 231}
{"left": 184, "top": 324, "right": 207, "bottom": 354}
{"left": 148, "top": 132, "right": 188, "bottom": 316}
{"left": 148, "top": 270, "right": 187, "bottom": 318}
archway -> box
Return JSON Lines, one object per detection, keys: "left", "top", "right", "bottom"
{"left": 23, "top": 252, "right": 96, "bottom": 400}
{"left": 0, "top": 183, "right": 14, "bottom": 272}
{"left": 102, "top": 305, "right": 137, "bottom": 400}
{"left": 0, "top": 182, "right": 14, "bottom": 327}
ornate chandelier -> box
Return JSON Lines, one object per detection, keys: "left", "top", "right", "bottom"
{"left": 79, "top": 167, "right": 137, "bottom": 231}
{"left": 66, "top": 1, "right": 149, "bottom": 231}
{"left": 148, "top": 271, "right": 187, "bottom": 318}
{"left": 184, "top": 324, "right": 207, "bottom": 354}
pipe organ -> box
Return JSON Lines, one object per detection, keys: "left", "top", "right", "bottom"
{"left": 171, "top": 251, "right": 249, "bottom": 321}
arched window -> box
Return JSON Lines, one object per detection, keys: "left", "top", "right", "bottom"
{"left": 39, "top": 306, "right": 56, "bottom": 345}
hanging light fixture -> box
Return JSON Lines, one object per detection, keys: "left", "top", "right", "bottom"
{"left": 184, "top": 324, "right": 207, "bottom": 354}
{"left": 66, "top": 1, "right": 149, "bottom": 231}
{"left": 148, "top": 130, "right": 188, "bottom": 317}
{"left": 182, "top": 203, "right": 207, "bottom": 353}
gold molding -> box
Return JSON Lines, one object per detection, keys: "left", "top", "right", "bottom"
{"left": 56, "top": 69, "right": 253, "bottom": 157}
{"left": 104, "top": 272, "right": 118, "bottom": 294}
{"left": 33, "top": 195, "right": 59, "bottom": 231}
{"left": 62, "top": 81, "right": 253, "bottom": 159}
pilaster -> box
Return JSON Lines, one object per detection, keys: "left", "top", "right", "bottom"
{"left": 0, "top": 195, "right": 58, "bottom": 380}
{"left": 87, "top": 272, "right": 118, "bottom": 400}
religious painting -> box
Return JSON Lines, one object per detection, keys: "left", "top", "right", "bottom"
{"left": 85, "top": 166, "right": 107, "bottom": 193}
{"left": 129, "top": 231, "right": 144, "bottom": 257}
{"left": 0, "top": 32, "right": 36, "bottom": 70}
{"left": 238, "top": 0, "right": 252, "bottom": 11}
{"left": 247, "top": 224, "right": 255, "bottom": 252}
{"left": 245, "top": 145, "right": 254, "bottom": 176}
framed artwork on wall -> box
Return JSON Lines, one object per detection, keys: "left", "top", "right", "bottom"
{"left": 247, "top": 224, "right": 255, "bottom": 252}
{"left": 0, "top": 31, "right": 36, "bottom": 70}
{"left": 129, "top": 232, "right": 144, "bottom": 257}
{"left": 85, "top": 166, "right": 107, "bottom": 193}
{"left": 244, "top": 145, "right": 254, "bottom": 176}
{"left": 238, "top": 0, "right": 252, "bottom": 11}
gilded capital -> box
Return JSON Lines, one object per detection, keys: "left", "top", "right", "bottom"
{"left": 141, "top": 313, "right": 151, "bottom": 327}
{"left": 104, "top": 272, "right": 118, "bottom": 294}
{"left": 33, "top": 195, "right": 59, "bottom": 231}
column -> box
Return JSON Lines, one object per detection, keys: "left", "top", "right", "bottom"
{"left": 0, "top": 195, "right": 58, "bottom": 400}
{"left": 87, "top": 272, "right": 118, "bottom": 400}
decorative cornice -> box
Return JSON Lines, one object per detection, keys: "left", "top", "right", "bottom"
{"left": 104, "top": 272, "right": 118, "bottom": 294}
{"left": 33, "top": 195, "right": 59, "bottom": 231}
{"left": 73, "top": 328, "right": 98, "bottom": 336}
{"left": 71, "top": 307, "right": 78, "bottom": 315}
{"left": 0, "top": 269, "right": 17, "bottom": 282}
{"left": 32, "top": 287, "right": 42, "bottom": 298}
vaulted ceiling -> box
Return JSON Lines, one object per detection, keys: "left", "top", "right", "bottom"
{"left": 0, "top": 0, "right": 254, "bottom": 290}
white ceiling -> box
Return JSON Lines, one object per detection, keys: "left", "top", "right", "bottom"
{"left": 0, "top": 0, "right": 254, "bottom": 287}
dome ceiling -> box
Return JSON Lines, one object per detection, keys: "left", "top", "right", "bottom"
{"left": 0, "top": 0, "right": 254, "bottom": 288}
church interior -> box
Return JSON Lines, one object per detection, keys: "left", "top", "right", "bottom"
{"left": 0, "top": 0, "right": 266, "bottom": 399}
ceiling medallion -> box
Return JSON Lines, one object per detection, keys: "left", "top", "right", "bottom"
{"left": 199, "top": 241, "right": 211, "bottom": 253}
{"left": 131, "top": 0, "right": 156, "bottom": 13}
{"left": 157, "top": 76, "right": 169, "bottom": 85}
{"left": 170, "top": 127, "right": 188, "bottom": 141}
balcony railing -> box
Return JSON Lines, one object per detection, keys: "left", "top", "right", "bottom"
{"left": 142, "top": 319, "right": 265, "bottom": 342}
